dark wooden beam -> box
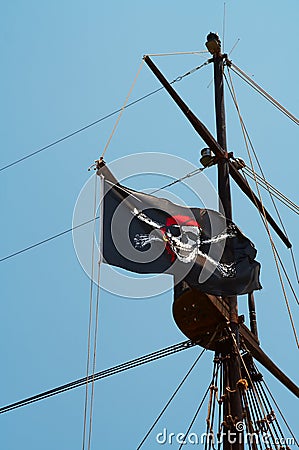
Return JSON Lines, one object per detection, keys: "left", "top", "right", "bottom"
{"left": 143, "top": 55, "right": 291, "bottom": 249}
{"left": 207, "top": 295, "right": 299, "bottom": 398}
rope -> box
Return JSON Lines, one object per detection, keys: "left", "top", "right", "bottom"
{"left": 101, "top": 60, "right": 144, "bottom": 159}
{"left": 82, "top": 175, "right": 98, "bottom": 450}
{"left": 0, "top": 164, "right": 208, "bottom": 263}
{"left": 262, "top": 380, "right": 299, "bottom": 446}
{"left": 146, "top": 50, "right": 208, "bottom": 56}
{"left": 242, "top": 166, "right": 299, "bottom": 215}
{"left": 241, "top": 171, "right": 299, "bottom": 303}
{"left": 99, "top": 57, "right": 211, "bottom": 161}
{"left": 229, "top": 62, "right": 299, "bottom": 126}
{"left": 0, "top": 91, "right": 162, "bottom": 173}
{"left": 178, "top": 385, "right": 211, "bottom": 450}
{"left": 86, "top": 263, "right": 101, "bottom": 450}
{"left": 229, "top": 329, "right": 270, "bottom": 419}
{"left": 0, "top": 340, "right": 196, "bottom": 415}
{"left": 149, "top": 165, "right": 208, "bottom": 195}
{"left": 228, "top": 38, "right": 240, "bottom": 56}
{"left": 136, "top": 348, "right": 206, "bottom": 449}
{"left": 178, "top": 362, "right": 220, "bottom": 450}
{"left": 99, "top": 57, "right": 211, "bottom": 160}
{"left": 243, "top": 168, "right": 299, "bottom": 306}
{"left": 86, "top": 180, "right": 102, "bottom": 450}
{"left": 234, "top": 138, "right": 299, "bottom": 283}
{"left": 222, "top": 2, "right": 226, "bottom": 51}
{"left": 0, "top": 57, "right": 209, "bottom": 173}
{"left": 137, "top": 325, "right": 220, "bottom": 449}
{"left": 225, "top": 68, "right": 299, "bottom": 348}
{"left": 254, "top": 380, "right": 291, "bottom": 446}
{"left": 229, "top": 326, "right": 297, "bottom": 449}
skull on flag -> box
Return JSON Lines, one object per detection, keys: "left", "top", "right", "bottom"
{"left": 132, "top": 208, "right": 236, "bottom": 277}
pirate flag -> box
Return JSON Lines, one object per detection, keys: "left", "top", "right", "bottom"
{"left": 98, "top": 162, "right": 261, "bottom": 296}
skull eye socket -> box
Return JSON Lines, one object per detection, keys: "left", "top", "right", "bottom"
{"left": 185, "top": 231, "right": 199, "bottom": 241}
{"left": 167, "top": 225, "right": 181, "bottom": 237}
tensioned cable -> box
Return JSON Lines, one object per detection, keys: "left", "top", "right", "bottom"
{"left": 254, "top": 379, "right": 292, "bottom": 446}
{"left": 137, "top": 325, "right": 220, "bottom": 449}
{"left": 225, "top": 67, "right": 299, "bottom": 285}
{"left": 229, "top": 63, "right": 299, "bottom": 126}
{"left": 226, "top": 70, "right": 299, "bottom": 295}
{"left": 235, "top": 332, "right": 297, "bottom": 449}
{"left": 178, "top": 362, "right": 220, "bottom": 450}
{"left": 0, "top": 59, "right": 210, "bottom": 173}
{"left": 0, "top": 340, "right": 196, "bottom": 414}
{"left": 178, "top": 385, "right": 211, "bottom": 450}
{"left": 222, "top": 2, "right": 226, "bottom": 51}
{"left": 81, "top": 175, "right": 98, "bottom": 450}
{"left": 242, "top": 166, "right": 299, "bottom": 215}
{"left": 99, "top": 58, "right": 211, "bottom": 160}
{"left": 241, "top": 170, "right": 299, "bottom": 307}
{"left": 149, "top": 166, "right": 208, "bottom": 195}
{"left": 262, "top": 380, "right": 298, "bottom": 446}
{"left": 224, "top": 69, "right": 299, "bottom": 346}
{"left": 0, "top": 163, "right": 209, "bottom": 263}
{"left": 228, "top": 328, "right": 273, "bottom": 425}
{"left": 229, "top": 38, "right": 240, "bottom": 56}
{"left": 101, "top": 60, "right": 144, "bottom": 159}
{"left": 136, "top": 348, "right": 206, "bottom": 449}
{"left": 146, "top": 50, "right": 208, "bottom": 57}
{"left": 87, "top": 199, "right": 103, "bottom": 450}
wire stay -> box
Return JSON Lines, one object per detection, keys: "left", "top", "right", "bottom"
{"left": 229, "top": 62, "right": 299, "bottom": 126}
{"left": 224, "top": 67, "right": 299, "bottom": 347}
{"left": 0, "top": 59, "right": 210, "bottom": 173}
{"left": 0, "top": 340, "right": 196, "bottom": 415}
{"left": 0, "top": 164, "right": 209, "bottom": 263}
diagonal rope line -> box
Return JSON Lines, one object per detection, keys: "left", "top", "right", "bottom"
{"left": 242, "top": 167, "right": 299, "bottom": 215}
{"left": 0, "top": 164, "right": 208, "bottom": 263}
{"left": 178, "top": 385, "right": 211, "bottom": 450}
{"left": 226, "top": 68, "right": 299, "bottom": 284}
{"left": 262, "top": 380, "right": 299, "bottom": 446}
{"left": 136, "top": 326, "right": 221, "bottom": 449}
{"left": 225, "top": 69, "right": 299, "bottom": 346}
{"left": 229, "top": 63, "right": 299, "bottom": 126}
{"left": 0, "top": 217, "right": 97, "bottom": 262}
{"left": 177, "top": 362, "right": 220, "bottom": 450}
{"left": 136, "top": 348, "right": 206, "bottom": 449}
{"left": 146, "top": 50, "right": 208, "bottom": 57}
{"left": 101, "top": 60, "right": 144, "bottom": 159}
{"left": 0, "top": 59, "right": 210, "bottom": 173}
{"left": 231, "top": 326, "right": 298, "bottom": 449}
{"left": 0, "top": 340, "right": 196, "bottom": 415}
{"left": 81, "top": 175, "right": 98, "bottom": 450}
{"left": 87, "top": 192, "right": 103, "bottom": 450}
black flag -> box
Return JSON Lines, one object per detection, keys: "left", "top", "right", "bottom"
{"left": 98, "top": 162, "right": 261, "bottom": 296}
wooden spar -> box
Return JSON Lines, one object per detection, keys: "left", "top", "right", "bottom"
{"left": 144, "top": 44, "right": 299, "bottom": 399}
{"left": 248, "top": 292, "right": 259, "bottom": 338}
{"left": 143, "top": 54, "right": 292, "bottom": 249}
{"left": 173, "top": 287, "right": 299, "bottom": 398}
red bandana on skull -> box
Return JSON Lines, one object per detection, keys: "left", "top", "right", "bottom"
{"left": 160, "top": 215, "right": 202, "bottom": 262}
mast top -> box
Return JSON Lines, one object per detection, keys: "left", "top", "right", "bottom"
{"left": 205, "top": 32, "right": 222, "bottom": 55}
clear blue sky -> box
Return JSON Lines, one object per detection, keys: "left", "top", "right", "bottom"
{"left": 1, "top": 1, "right": 298, "bottom": 449}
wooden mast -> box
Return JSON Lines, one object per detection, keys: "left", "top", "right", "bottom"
{"left": 143, "top": 37, "right": 299, "bottom": 448}
{"left": 206, "top": 32, "right": 243, "bottom": 450}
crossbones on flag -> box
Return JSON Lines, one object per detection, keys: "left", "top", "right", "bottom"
{"left": 98, "top": 162, "right": 261, "bottom": 296}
